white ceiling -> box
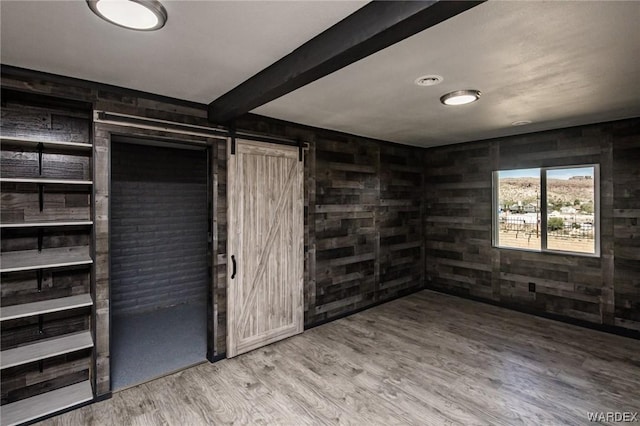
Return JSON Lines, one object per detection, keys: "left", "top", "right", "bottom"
{"left": 256, "top": 1, "right": 640, "bottom": 147}
{"left": 0, "top": 0, "right": 366, "bottom": 102}
{"left": 2, "top": 1, "right": 640, "bottom": 148}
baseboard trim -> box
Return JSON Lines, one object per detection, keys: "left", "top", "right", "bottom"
{"left": 426, "top": 286, "right": 640, "bottom": 340}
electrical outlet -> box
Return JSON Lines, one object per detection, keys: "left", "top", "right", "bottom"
{"left": 528, "top": 282, "right": 536, "bottom": 293}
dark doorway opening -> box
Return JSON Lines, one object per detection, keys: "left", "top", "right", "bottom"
{"left": 110, "top": 139, "right": 209, "bottom": 390}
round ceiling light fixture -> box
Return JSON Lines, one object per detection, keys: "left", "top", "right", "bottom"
{"left": 87, "top": 0, "right": 167, "bottom": 31}
{"left": 511, "top": 120, "right": 533, "bottom": 126}
{"left": 415, "top": 75, "right": 443, "bottom": 87}
{"left": 440, "top": 89, "right": 482, "bottom": 106}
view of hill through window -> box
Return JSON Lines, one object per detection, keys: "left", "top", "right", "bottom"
{"left": 496, "top": 166, "right": 596, "bottom": 254}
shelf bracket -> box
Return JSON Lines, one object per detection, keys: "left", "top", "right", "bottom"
{"left": 38, "top": 183, "right": 44, "bottom": 212}
{"left": 37, "top": 142, "right": 44, "bottom": 175}
{"left": 37, "top": 228, "right": 44, "bottom": 252}
{"left": 37, "top": 269, "right": 43, "bottom": 292}
{"left": 38, "top": 312, "right": 46, "bottom": 373}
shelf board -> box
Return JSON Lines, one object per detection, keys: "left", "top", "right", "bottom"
{"left": 0, "top": 136, "right": 92, "bottom": 151}
{"left": 0, "top": 246, "right": 92, "bottom": 273}
{"left": 0, "top": 331, "right": 93, "bottom": 370}
{"left": 0, "top": 177, "right": 93, "bottom": 185}
{"left": 0, "top": 220, "right": 93, "bottom": 229}
{"left": 1, "top": 294, "right": 93, "bottom": 322}
{"left": 0, "top": 380, "right": 93, "bottom": 426}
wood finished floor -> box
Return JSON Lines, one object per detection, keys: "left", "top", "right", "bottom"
{"left": 36, "top": 290, "right": 640, "bottom": 426}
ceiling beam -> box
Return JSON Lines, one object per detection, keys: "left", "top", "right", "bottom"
{"left": 207, "top": 0, "right": 484, "bottom": 124}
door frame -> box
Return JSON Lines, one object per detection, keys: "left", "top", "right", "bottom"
{"left": 101, "top": 129, "right": 222, "bottom": 394}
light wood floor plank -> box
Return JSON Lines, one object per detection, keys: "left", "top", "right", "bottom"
{"left": 35, "top": 290, "right": 640, "bottom": 426}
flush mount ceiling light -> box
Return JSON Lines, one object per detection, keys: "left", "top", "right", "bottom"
{"left": 440, "top": 89, "right": 482, "bottom": 106}
{"left": 511, "top": 120, "right": 533, "bottom": 126}
{"left": 87, "top": 0, "right": 167, "bottom": 31}
{"left": 415, "top": 75, "right": 443, "bottom": 87}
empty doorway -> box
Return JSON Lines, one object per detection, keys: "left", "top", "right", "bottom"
{"left": 110, "top": 139, "right": 210, "bottom": 390}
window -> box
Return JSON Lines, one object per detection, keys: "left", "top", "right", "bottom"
{"left": 493, "top": 165, "right": 599, "bottom": 256}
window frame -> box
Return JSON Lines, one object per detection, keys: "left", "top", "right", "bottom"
{"left": 492, "top": 164, "right": 600, "bottom": 257}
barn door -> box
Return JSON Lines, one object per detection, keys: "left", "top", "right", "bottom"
{"left": 227, "top": 139, "right": 303, "bottom": 357}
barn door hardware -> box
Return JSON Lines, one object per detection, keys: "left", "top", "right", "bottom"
{"left": 38, "top": 313, "right": 45, "bottom": 373}
{"left": 231, "top": 255, "right": 237, "bottom": 279}
{"left": 96, "top": 110, "right": 307, "bottom": 154}
{"left": 230, "top": 124, "right": 236, "bottom": 155}
{"left": 38, "top": 143, "right": 45, "bottom": 211}
{"left": 298, "top": 138, "right": 303, "bottom": 162}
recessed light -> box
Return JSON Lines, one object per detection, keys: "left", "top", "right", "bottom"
{"left": 440, "top": 90, "right": 482, "bottom": 106}
{"left": 415, "top": 75, "right": 443, "bottom": 87}
{"left": 511, "top": 120, "right": 532, "bottom": 126}
{"left": 87, "top": 0, "right": 167, "bottom": 31}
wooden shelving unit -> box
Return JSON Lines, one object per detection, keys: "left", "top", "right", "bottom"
{"left": 0, "top": 381, "right": 93, "bottom": 426}
{"left": 1, "top": 94, "right": 95, "bottom": 425}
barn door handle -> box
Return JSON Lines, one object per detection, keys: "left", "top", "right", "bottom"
{"left": 231, "top": 255, "right": 237, "bottom": 279}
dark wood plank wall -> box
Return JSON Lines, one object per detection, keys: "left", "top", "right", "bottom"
{"left": 378, "top": 143, "right": 424, "bottom": 298}
{"left": 236, "top": 116, "right": 425, "bottom": 326}
{"left": 612, "top": 122, "right": 640, "bottom": 330}
{"left": 110, "top": 143, "right": 209, "bottom": 315}
{"left": 0, "top": 94, "right": 93, "bottom": 404}
{"left": 424, "top": 119, "right": 640, "bottom": 331}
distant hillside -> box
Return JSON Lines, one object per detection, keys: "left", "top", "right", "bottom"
{"left": 499, "top": 177, "right": 594, "bottom": 210}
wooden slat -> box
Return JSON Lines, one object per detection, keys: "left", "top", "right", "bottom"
{"left": 0, "top": 220, "right": 93, "bottom": 229}
{"left": 0, "top": 178, "right": 92, "bottom": 185}
{"left": 0, "top": 294, "right": 93, "bottom": 321}
{"left": 0, "top": 380, "right": 93, "bottom": 426}
{"left": 1, "top": 331, "right": 93, "bottom": 369}
{"left": 0, "top": 136, "right": 92, "bottom": 151}
{"left": 0, "top": 246, "right": 92, "bottom": 273}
